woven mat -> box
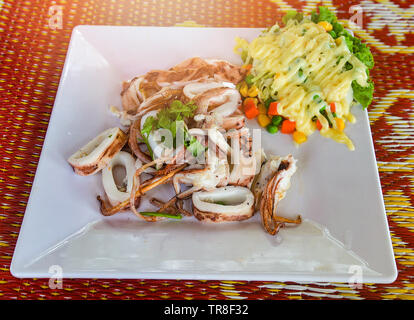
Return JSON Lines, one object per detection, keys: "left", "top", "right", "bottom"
{"left": 0, "top": 0, "right": 413, "bottom": 300}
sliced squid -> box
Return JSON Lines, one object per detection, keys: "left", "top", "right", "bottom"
{"left": 229, "top": 146, "right": 266, "bottom": 189}
{"left": 188, "top": 127, "right": 231, "bottom": 155}
{"left": 136, "top": 87, "right": 182, "bottom": 116}
{"left": 192, "top": 186, "right": 255, "bottom": 222}
{"left": 121, "top": 76, "right": 144, "bottom": 113}
{"left": 194, "top": 87, "right": 241, "bottom": 118}
{"left": 172, "top": 149, "right": 229, "bottom": 198}
{"left": 68, "top": 127, "right": 128, "bottom": 176}
{"left": 183, "top": 81, "right": 235, "bottom": 100}
{"left": 102, "top": 151, "right": 137, "bottom": 206}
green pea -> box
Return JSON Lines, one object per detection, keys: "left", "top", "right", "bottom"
{"left": 245, "top": 74, "right": 254, "bottom": 85}
{"left": 266, "top": 124, "right": 279, "bottom": 134}
{"left": 271, "top": 115, "right": 283, "bottom": 126}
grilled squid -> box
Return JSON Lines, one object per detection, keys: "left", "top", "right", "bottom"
{"left": 121, "top": 76, "right": 144, "bottom": 113}
{"left": 192, "top": 186, "right": 255, "bottom": 222}
{"left": 183, "top": 81, "right": 232, "bottom": 100}
{"left": 67, "top": 127, "right": 127, "bottom": 176}
{"left": 102, "top": 151, "right": 137, "bottom": 206}
{"left": 194, "top": 87, "right": 241, "bottom": 118}
{"left": 227, "top": 128, "right": 265, "bottom": 188}
{"left": 172, "top": 149, "right": 229, "bottom": 198}
{"left": 253, "top": 154, "right": 302, "bottom": 235}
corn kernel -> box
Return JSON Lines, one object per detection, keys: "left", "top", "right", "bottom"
{"left": 258, "top": 103, "right": 267, "bottom": 114}
{"left": 336, "top": 118, "right": 345, "bottom": 131}
{"left": 293, "top": 131, "right": 307, "bottom": 144}
{"left": 239, "top": 82, "right": 248, "bottom": 97}
{"left": 247, "top": 85, "right": 260, "bottom": 97}
{"left": 318, "top": 21, "right": 333, "bottom": 32}
{"left": 257, "top": 114, "right": 271, "bottom": 127}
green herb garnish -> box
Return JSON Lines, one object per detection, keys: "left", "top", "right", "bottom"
{"left": 140, "top": 100, "right": 206, "bottom": 158}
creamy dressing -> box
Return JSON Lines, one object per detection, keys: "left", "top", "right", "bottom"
{"left": 236, "top": 19, "right": 369, "bottom": 150}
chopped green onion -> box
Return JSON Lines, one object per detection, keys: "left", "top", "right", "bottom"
{"left": 313, "top": 95, "right": 323, "bottom": 104}
{"left": 344, "top": 62, "right": 353, "bottom": 70}
{"left": 140, "top": 212, "right": 182, "bottom": 219}
{"left": 320, "top": 109, "right": 333, "bottom": 128}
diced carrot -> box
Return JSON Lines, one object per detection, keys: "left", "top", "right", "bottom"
{"left": 243, "top": 97, "right": 257, "bottom": 107}
{"left": 316, "top": 119, "right": 322, "bottom": 130}
{"left": 268, "top": 101, "right": 279, "bottom": 116}
{"left": 243, "top": 98, "right": 257, "bottom": 109}
{"left": 330, "top": 102, "right": 336, "bottom": 113}
{"left": 245, "top": 105, "right": 259, "bottom": 119}
{"left": 244, "top": 99, "right": 259, "bottom": 119}
{"left": 281, "top": 120, "right": 296, "bottom": 134}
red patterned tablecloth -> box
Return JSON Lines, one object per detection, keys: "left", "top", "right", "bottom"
{"left": 0, "top": 0, "right": 413, "bottom": 300}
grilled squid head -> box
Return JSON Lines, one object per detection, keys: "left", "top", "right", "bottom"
{"left": 192, "top": 186, "right": 255, "bottom": 223}
{"left": 67, "top": 127, "right": 128, "bottom": 176}
{"left": 252, "top": 154, "right": 295, "bottom": 209}
{"left": 253, "top": 154, "right": 302, "bottom": 235}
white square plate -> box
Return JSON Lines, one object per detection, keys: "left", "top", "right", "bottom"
{"left": 11, "top": 26, "right": 397, "bottom": 283}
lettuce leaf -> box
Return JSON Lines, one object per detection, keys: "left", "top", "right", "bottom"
{"left": 311, "top": 6, "right": 375, "bottom": 108}
{"left": 282, "top": 10, "right": 303, "bottom": 25}
{"left": 311, "top": 6, "right": 337, "bottom": 24}
{"left": 352, "top": 80, "right": 374, "bottom": 109}
{"left": 352, "top": 37, "right": 374, "bottom": 70}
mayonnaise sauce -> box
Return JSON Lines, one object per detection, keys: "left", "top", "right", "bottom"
{"left": 236, "top": 19, "right": 369, "bottom": 150}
